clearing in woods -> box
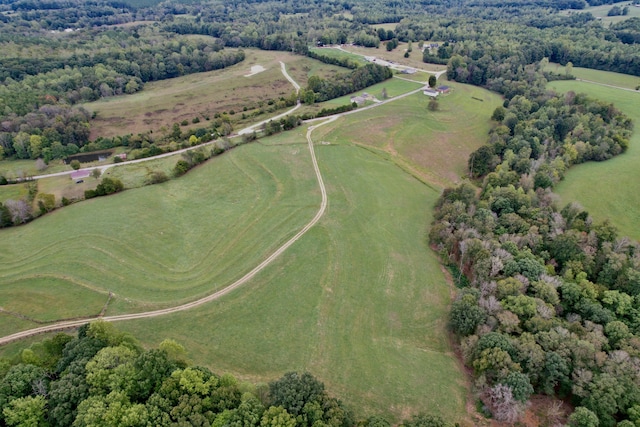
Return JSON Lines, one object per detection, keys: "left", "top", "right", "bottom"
{"left": 83, "top": 49, "right": 348, "bottom": 139}
{"left": 549, "top": 74, "right": 640, "bottom": 241}
{"left": 317, "top": 82, "right": 502, "bottom": 188}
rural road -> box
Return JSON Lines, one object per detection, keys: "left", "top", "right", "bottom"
{"left": 26, "top": 62, "right": 303, "bottom": 180}
{"left": 0, "top": 63, "right": 427, "bottom": 345}
{"left": 330, "top": 44, "right": 448, "bottom": 79}
{"left": 0, "top": 65, "right": 326, "bottom": 346}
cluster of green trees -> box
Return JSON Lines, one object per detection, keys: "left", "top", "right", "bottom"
{"left": 430, "top": 91, "right": 639, "bottom": 424}
{"left": 84, "top": 177, "right": 124, "bottom": 199}
{"left": 304, "top": 64, "right": 392, "bottom": 103}
{"left": 404, "top": 15, "right": 640, "bottom": 84}
{"left": 0, "top": 321, "right": 453, "bottom": 427}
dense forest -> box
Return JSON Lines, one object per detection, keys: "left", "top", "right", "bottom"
{"left": 0, "top": 322, "right": 452, "bottom": 427}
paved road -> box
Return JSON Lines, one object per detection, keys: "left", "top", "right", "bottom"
{"left": 0, "top": 63, "right": 427, "bottom": 345}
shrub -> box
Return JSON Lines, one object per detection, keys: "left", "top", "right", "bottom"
{"left": 147, "top": 171, "right": 169, "bottom": 185}
{"left": 70, "top": 160, "right": 81, "bottom": 170}
{"left": 174, "top": 160, "right": 190, "bottom": 177}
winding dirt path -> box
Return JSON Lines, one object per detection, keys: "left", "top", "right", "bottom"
{"left": 0, "top": 67, "right": 336, "bottom": 346}
{"left": 0, "top": 63, "right": 420, "bottom": 346}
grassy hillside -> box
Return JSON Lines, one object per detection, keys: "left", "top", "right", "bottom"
{"left": 316, "top": 83, "right": 503, "bottom": 188}
{"left": 0, "top": 131, "right": 318, "bottom": 330}
{"left": 119, "top": 129, "right": 467, "bottom": 422}
{"left": 549, "top": 78, "right": 640, "bottom": 241}
{"left": 0, "top": 76, "right": 497, "bottom": 423}
{"left": 546, "top": 63, "right": 640, "bottom": 90}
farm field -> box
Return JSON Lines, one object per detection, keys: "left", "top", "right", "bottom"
{"left": 118, "top": 134, "right": 467, "bottom": 423}
{"left": 559, "top": 1, "right": 640, "bottom": 25}
{"left": 337, "top": 44, "right": 447, "bottom": 74}
{"left": 0, "top": 131, "right": 319, "bottom": 316}
{"left": 0, "top": 88, "right": 481, "bottom": 422}
{"left": 549, "top": 78, "right": 640, "bottom": 241}
{"left": 83, "top": 49, "right": 347, "bottom": 139}
{"left": 316, "top": 82, "right": 502, "bottom": 188}
{"left": 546, "top": 63, "right": 640, "bottom": 90}
{"left": 308, "top": 47, "right": 369, "bottom": 67}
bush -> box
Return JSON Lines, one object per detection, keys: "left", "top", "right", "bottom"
{"left": 173, "top": 160, "right": 190, "bottom": 177}
{"left": 84, "top": 177, "right": 124, "bottom": 199}
{"left": 147, "top": 171, "right": 169, "bottom": 185}
{"left": 70, "top": 160, "right": 81, "bottom": 170}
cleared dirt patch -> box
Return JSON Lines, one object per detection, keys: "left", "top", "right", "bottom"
{"left": 245, "top": 65, "right": 266, "bottom": 76}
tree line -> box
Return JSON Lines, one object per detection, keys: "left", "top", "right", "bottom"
{"left": 0, "top": 321, "right": 454, "bottom": 427}
{"left": 430, "top": 86, "right": 639, "bottom": 424}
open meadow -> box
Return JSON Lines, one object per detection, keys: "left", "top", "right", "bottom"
{"left": 83, "top": 49, "right": 348, "bottom": 139}
{"left": 337, "top": 44, "right": 447, "bottom": 74}
{"left": 0, "top": 132, "right": 319, "bottom": 331}
{"left": 117, "top": 131, "right": 467, "bottom": 423}
{"left": 559, "top": 1, "right": 640, "bottom": 25}
{"left": 315, "top": 83, "right": 502, "bottom": 188}
{"left": 546, "top": 63, "right": 640, "bottom": 90}
{"left": 0, "top": 85, "right": 488, "bottom": 422}
{"left": 549, "top": 76, "right": 640, "bottom": 241}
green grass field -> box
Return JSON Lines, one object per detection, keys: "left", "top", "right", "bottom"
{"left": 0, "top": 70, "right": 492, "bottom": 423}
{"left": 337, "top": 44, "right": 447, "bottom": 74}
{"left": 0, "top": 114, "right": 470, "bottom": 423}
{"left": 559, "top": 1, "right": 640, "bottom": 25}
{"left": 549, "top": 79, "right": 640, "bottom": 241}
{"left": 322, "top": 78, "right": 424, "bottom": 106}
{"left": 0, "top": 133, "right": 318, "bottom": 313}
{"left": 315, "top": 83, "right": 502, "bottom": 188}
{"left": 546, "top": 63, "right": 640, "bottom": 90}
{"left": 308, "top": 47, "right": 369, "bottom": 66}
{"left": 0, "top": 182, "right": 28, "bottom": 203}
{"left": 118, "top": 136, "right": 466, "bottom": 422}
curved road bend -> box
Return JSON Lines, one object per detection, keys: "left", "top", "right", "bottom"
{"left": 0, "top": 115, "right": 339, "bottom": 347}
{"left": 0, "top": 65, "right": 422, "bottom": 345}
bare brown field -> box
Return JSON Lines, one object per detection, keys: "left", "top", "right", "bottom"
{"left": 84, "top": 49, "right": 346, "bottom": 139}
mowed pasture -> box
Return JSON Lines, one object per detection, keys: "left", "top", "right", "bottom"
{"left": 0, "top": 123, "right": 468, "bottom": 423}
{"left": 337, "top": 44, "right": 448, "bottom": 74}
{"left": 84, "top": 49, "right": 347, "bottom": 139}
{"left": 546, "top": 63, "right": 640, "bottom": 90}
{"left": 0, "top": 132, "right": 319, "bottom": 321}
{"left": 559, "top": 1, "right": 640, "bottom": 24}
{"left": 118, "top": 130, "right": 467, "bottom": 423}
{"left": 315, "top": 82, "right": 503, "bottom": 188}
{"left": 549, "top": 78, "right": 640, "bottom": 241}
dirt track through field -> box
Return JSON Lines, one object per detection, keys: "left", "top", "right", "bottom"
{"left": 0, "top": 65, "right": 331, "bottom": 346}
{"left": 0, "top": 63, "right": 425, "bottom": 345}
